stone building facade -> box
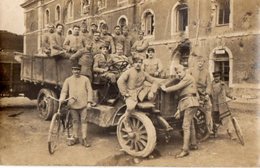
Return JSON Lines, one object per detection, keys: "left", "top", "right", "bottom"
{"left": 21, "top": 0, "right": 260, "bottom": 98}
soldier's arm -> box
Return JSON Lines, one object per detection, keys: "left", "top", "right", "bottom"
{"left": 93, "top": 55, "right": 106, "bottom": 73}
{"left": 165, "top": 77, "right": 192, "bottom": 93}
{"left": 51, "top": 35, "right": 63, "bottom": 50}
{"left": 205, "top": 72, "right": 212, "bottom": 95}
{"left": 224, "top": 82, "right": 234, "bottom": 99}
{"left": 117, "top": 70, "right": 129, "bottom": 96}
{"left": 110, "top": 37, "right": 116, "bottom": 54}
{"left": 136, "top": 40, "right": 149, "bottom": 52}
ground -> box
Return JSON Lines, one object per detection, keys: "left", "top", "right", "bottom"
{"left": 0, "top": 97, "right": 259, "bottom": 166}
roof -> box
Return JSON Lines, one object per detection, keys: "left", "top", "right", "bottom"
{"left": 20, "top": 0, "right": 39, "bottom": 8}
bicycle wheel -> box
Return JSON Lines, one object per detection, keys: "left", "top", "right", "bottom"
{"left": 65, "top": 111, "right": 73, "bottom": 138}
{"left": 48, "top": 113, "right": 61, "bottom": 154}
{"left": 231, "top": 117, "right": 245, "bottom": 146}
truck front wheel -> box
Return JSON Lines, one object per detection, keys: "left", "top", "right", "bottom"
{"left": 37, "top": 88, "right": 58, "bottom": 121}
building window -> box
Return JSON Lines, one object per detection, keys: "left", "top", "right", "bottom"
{"left": 177, "top": 4, "right": 188, "bottom": 32}
{"left": 214, "top": 50, "right": 230, "bottom": 84}
{"left": 98, "top": 0, "right": 106, "bottom": 10}
{"left": 45, "top": 9, "right": 50, "bottom": 25}
{"left": 67, "top": 0, "right": 74, "bottom": 19}
{"left": 217, "top": 0, "right": 230, "bottom": 25}
{"left": 117, "top": 16, "right": 128, "bottom": 29}
{"left": 142, "top": 9, "right": 155, "bottom": 36}
{"left": 117, "top": 0, "right": 128, "bottom": 6}
{"left": 81, "top": 0, "right": 90, "bottom": 15}
{"left": 55, "top": 5, "right": 61, "bottom": 21}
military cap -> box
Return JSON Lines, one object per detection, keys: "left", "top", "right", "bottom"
{"left": 71, "top": 63, "right": 81, "bottom": 70}
{"left": 212, "top": 71, "right": 221, "bottom": 77}
{"left": 147, "top": 47, "right": 155, "bottom": 53}
{"left": 100, "top": 43, "right": 109, "bottom": 49}
{"left": 91, "top": 23, "right": 98, "bottom": 27}
{"left": 47, "top": 24, "right": 55, "bottom": 28}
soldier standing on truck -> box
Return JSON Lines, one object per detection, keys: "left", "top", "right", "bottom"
{"left": 100, "top": 24, "right": 115, "bottom": 54}
{"left": 161, "top": 64, "right": 199, "bottom": 158}
{"left": 112, "top": 25, "right": 125, "bottom": 52}
{"left": 50, "top": 23, "right": 65, "bottom": 56}
{"left": 91, "top": 31, "right": 105, "bottom": 56}
{"left": 59, "top": 63, "right": 94, "bottom": 148}
{"left": 131, "top": 31, "right": 149, "bottom": 60}
{"left": 41, "top": 24, "right": 55, "bottom": 56}
{"left": 80, "top": 20, "right": 91, "bottom": 41}
{"left": 122, "top": 26, "right": 135, "bottom": 64}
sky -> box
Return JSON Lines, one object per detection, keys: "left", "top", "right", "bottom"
{"left": 0, "top": 0, "right": 25, "bottom": 35}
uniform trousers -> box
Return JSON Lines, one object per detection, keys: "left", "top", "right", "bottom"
{"left": 70, "top": 107, "right": 88, "bottom": 140}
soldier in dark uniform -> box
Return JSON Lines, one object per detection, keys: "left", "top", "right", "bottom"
{"left": 100, "top": 24, "right": 115, "bottom": 54}
{"left": 91, "top": 31, "right": 105, "bottom": 56}
{"left": 112, "top": 25, "right": 125, "bottom": 52}
{"left": 161, "top": 64, "right": 199, "bottom": 158}
{"left": 122, "top": 26, "right": 135, "bottom": 64}
{"left": 211, "top": 71, "right": 236, "bottom": 139}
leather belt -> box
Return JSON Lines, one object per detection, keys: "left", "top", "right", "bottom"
{"left": 179, "top": 93, "right": 197, "bottom": 100}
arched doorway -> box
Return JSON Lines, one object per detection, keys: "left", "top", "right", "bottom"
{"left": 209, "top": 47, "right": 233, "bottom": 86}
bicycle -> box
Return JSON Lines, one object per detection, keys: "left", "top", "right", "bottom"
{"left": 213, "top": 98, "right": 245, "bottom": 146}
{"left": 47, "top": 96, "right": 76, "bottom": 154}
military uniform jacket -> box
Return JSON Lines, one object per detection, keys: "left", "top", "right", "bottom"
{"left": 50, "top": 32, "right": 65, "bottom": 56}
{"left": 131, "top": 39, "right": 149, "bottom": 59}
{"left": 101, "top": 34, "right": 115, "bottom": 54}
{"left": 42, "top": 32, "right": 53, "bottom": 49}
{"left": 93, "top": 53, "right": 113, "bottom": 73}
{"left": 123, "top": 35, "right": 135, "bottom": 57}
{"left": 113, "top": 34, "right": 125, "bottom": 51}
{"left": 91, "top": 40, "right": 105, "bottom": 56}
{"left": 60, "top": 75, "right": 93, "bottom": 109}
{"left": 165, "top": 73, "right": 199, "bottom": 112}
{"left": 63, "top": 35, "right": 85, "bottom": 52}
{"left": 142, "top": 58, "right": 163, "bottom": 76}
{"left": 211, "top": 81, "right": 232, "bottom": 118}
{"left": 117, "top": 67, "right": 157, "bottom": 101}
{"left": 191, "top": 67, "right": 211, "bottom": 95}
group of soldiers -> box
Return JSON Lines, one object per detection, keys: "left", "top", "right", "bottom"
{"left": 40, "top": 21, "right": 163, "bottom": 83}
{"left": 52, "top": 20, "right": 236, "bottom": 159}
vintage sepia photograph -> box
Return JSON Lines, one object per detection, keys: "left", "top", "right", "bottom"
{"left": 0, "top": 0, "right": 259, "bottom": 166}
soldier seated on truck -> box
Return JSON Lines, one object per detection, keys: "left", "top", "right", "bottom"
{"left": 93, "top": 44, "right": 119, "bottom": 84}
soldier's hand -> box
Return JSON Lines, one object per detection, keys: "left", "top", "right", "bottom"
{"left": 160, "top": 85, "right": 167, "bottom": 92}
{"left": 174, "top": 110, "right": 181, "bottom": 119}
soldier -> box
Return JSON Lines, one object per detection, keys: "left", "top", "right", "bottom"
{"left": 91, "top": 31, "right": 105, "bottom": 56}
{"left": 117, "top": 57, "right": 159, "bottom": 132}
{"left": 89, "top": 23, "right": 98, "bottom": 39}
{"left": 122, "top": 26, "right": 135, "bottom": 63}
{"left": 50, "top": 23, "right": 65, "bottom": 56}
{"left": 210, "top": 71, "right": 236, "bottom": 139}
{"left": 131, "top": 31, "right": 149, "bottom": 60}
{"left": 59, "top": 63, "right": 94, "bottom": 147}
{"left": 161, "top": 64, "right": 199, "bottom": 158}
{"left": 142, "top": 47, "right": 163, "bottom": 78}
{"left": 112, "top": 25, "right": 125, "bottom": 52}
{"left": 190, "top": 55, "right": 213, "bottom": 134}
{"left": 63, "top": 25, "right": 85, "bottom": 55}
{"left": 100, "top": 24, "right": 115, "bottom": 54}
{"left": 80, "top": 20, "right": 91, "bottom": 41}
{"left": 42, "top": 24, "right": 55, "bottom": 56}
{"left": 93, "top": 44, "right": 118, "bottom": 83}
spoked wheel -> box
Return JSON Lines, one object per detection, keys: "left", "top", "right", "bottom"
{"left": 48, "top": 113, "right": 61, "bottom": 154}
{"left": 194, "top": 108, "right": 210, "bottom": 142}
{"left": 37, "top": 89, "right": 58, "bottom": 121}
{"left": 231, "top": 117, "right": 245, "bottom": 146}
{"left": 117, "top": 112, "right": 156, "bottom": 157}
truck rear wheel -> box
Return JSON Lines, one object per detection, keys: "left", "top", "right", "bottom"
{"left": 37, "top": 88, "right": 58, "bottom": 121}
